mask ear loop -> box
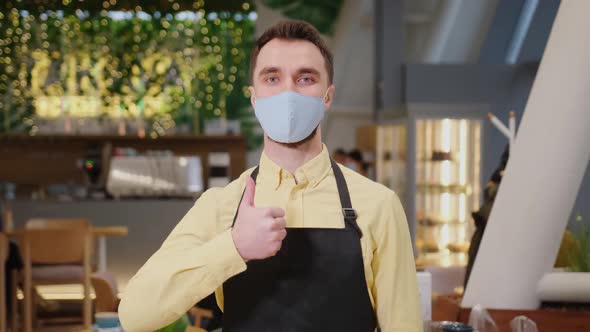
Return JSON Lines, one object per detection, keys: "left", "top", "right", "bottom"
{"left": 322, "top": 88, "right": 330, "bottom": 103}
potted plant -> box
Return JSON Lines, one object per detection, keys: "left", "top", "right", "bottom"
{"left": 567, "top": 215, "right": 590, "bottom": 273}
{"left": 537, "top": 214, "right": 590, "bottom": 305}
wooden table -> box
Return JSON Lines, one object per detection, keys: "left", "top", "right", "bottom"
{"left": 7, "top": 226, "right": 129, "bottom": 272}
{"left": 92, "top": 226, "right": 128, "bottom": 272}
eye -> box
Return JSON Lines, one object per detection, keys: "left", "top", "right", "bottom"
{"left": 265, "top": 76, "right": 279, "bottom": 84}
{"left": 297, "top": 76, "right": 316, "bottom": 85}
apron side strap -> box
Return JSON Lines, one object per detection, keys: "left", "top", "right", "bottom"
{"left": 343, "top": 208, "right": 363, "bottom": 238}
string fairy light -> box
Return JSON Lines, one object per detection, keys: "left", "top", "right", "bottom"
{"left": 0, "top": 0, "right": 255, "bottom": 138}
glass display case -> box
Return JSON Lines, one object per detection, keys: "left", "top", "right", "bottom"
{"left": 356, "top": 108, "right": 483, "bottom": 267}
{"left": 414, "top": 118, "right": 481, "bottom": 267}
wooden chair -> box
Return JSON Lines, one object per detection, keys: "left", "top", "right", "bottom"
{"left": 89, "top": 274, "right": 212, "bottom": 332}
{"left": 91, "top": 272, "right": 119, "bottom": 313}
{"left": 1, "top": 232, "right": 7, "bottom": 332}
{"left": 1, "top": 232, "right": 19, "bottom": 332}
{"left": 188, "top": 307, "right": 214, "bottom": 330}
{"left": 18, "top": 218, "right": 93, "bottom": 331}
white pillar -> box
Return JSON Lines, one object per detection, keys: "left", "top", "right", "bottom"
{"left": 462, "top": 1, "right": 590, "bottom": 309}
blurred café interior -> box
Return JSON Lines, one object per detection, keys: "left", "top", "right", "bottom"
{"left": 1, "top": 0, "right": 589, "bottom": 331}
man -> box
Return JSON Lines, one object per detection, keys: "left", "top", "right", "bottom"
{"left": 119, "top": 20, "right": 422, "bottom": 331}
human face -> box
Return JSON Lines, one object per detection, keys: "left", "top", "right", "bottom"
{"left": 249, "top": 38, "right": 334, "bottom": 111}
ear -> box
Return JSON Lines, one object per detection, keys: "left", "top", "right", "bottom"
{"left": 324, "top": 84, "right": 335, "bottom": 111}
{"left": 248, "top": 86, "right": 256, "bottom": 109}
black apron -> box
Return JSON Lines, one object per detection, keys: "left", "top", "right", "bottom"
{"left": 223, "top": 159, "right": 377, "bottom": 332}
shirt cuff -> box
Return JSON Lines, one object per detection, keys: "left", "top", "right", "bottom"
{"left": 211, "top": 228, "right": 247, "bottom": 281}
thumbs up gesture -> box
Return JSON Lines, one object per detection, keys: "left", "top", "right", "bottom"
{"left": 231, "top": 177, "right": 287, "bottom": 261}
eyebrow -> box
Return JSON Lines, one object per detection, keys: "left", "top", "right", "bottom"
{"left": 257, "top": 66, "right": 321, "bottom": 78}
{"left": 296, "top": 67, "right": 321, "bottom": 77}
{"left": 258, "top": 66, "right": 280, "bottom": 77}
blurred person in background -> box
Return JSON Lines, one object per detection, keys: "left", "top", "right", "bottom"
{"left": 332, "top": 148, "right": 348, "bottom": 164}
{"left": 346, "top": 149, "right": 368, "bottom": 177}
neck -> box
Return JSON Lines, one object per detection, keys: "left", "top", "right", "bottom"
{"left": 262, "top": 130, "right": 323, "bottom": 174}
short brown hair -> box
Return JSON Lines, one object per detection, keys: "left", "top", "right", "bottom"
{"left": 249, "top": 20, "right": 334, "bottom": 84}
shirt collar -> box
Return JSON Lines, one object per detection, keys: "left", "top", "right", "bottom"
{"left": 258, "top": 144, "right": 332, "bottom": 190}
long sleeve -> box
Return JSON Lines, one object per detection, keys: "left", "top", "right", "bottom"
{"left": 119, "top": 188, "right": 247, "bottom": 332}
{"left": 371, "top": 192, "right": 423, "bottom": 331}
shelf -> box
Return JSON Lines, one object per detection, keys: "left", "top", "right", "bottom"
{"left": 447, "top": 242, "right": 470, "bottom": 253}
{"left": 417, "top": 158, "right": 458, "bottom": 163}
{"left": 416, "top": 242, "right": 470, "bottom": 254}
{"left": 418, "top": 220, "right": 468, "bottom": 227}
{"left": 416, "top": 212, "right": 470, "bottom": 224}
{"left": 417, "top": 151, "right": 455, "bottom": 162}
{"left": 417, "top": 183, "right": 472, "bottom": 194}
{"left": 416, "top": 252, "right": 468, "bottom": 268}
{"left": 416, "top": 240, "right": 441, "bottom": 253}
{"left": 416, "top": 213, "right": 468, "bottom": 225}
{"left": 0, "top": 134, "right": 247, "bottom": 192}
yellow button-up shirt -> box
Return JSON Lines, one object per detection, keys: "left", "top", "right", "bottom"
{"left": 119, "top": 146, "right": 422, "bottom": 331}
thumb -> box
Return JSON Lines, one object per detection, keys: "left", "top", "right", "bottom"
{"left": 241, "top": 176, "right": 256, "bottom": 208}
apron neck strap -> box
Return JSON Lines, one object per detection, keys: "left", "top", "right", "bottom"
{"left": 231, "top": 166, "right": 259, "bottom": 227}
{"left": 330, "top": 158, "right": 363, "bottom": 238}
{"left": 250, "top": 165, "right": 260, "bottom": 182}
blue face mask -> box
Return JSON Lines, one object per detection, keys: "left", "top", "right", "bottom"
{"left": 253, "top": 90, "right": 328, "bottom": 144}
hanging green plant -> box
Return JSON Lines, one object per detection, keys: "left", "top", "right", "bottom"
{"left": 0, "top": 1, "right": 263, "bottom": 149}
{"left": 262, "top": 0, "right": 344, "bottom": 35}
